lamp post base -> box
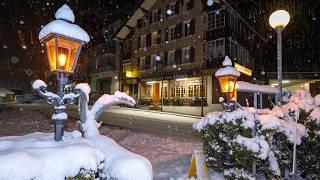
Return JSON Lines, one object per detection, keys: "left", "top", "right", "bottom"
{"left": 54, "top": 120, "right": 65, "bottom": 141}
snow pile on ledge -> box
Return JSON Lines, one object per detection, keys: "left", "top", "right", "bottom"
{"left": 39, "top": 4, "right": 90, "bottom": 43}
{"left": 0, "top": 132, "right": 104, "bottom": 180}
{"left": 236, "top": 81, "right": 279, "bottom": 94}
{"left": 0, "top": 131, "right": 153, "bottom": 180}
{"left": 32, "top": 79, "right": 47, "bottom": 89}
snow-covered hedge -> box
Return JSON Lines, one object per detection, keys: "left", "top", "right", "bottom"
{"left": 194, "top": 90, "right": 320, "bottom": 179}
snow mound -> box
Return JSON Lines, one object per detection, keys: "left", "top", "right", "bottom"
{"left": 0, "top": 132, "right": 104, "bottom": 180}
{"left": 39, "top": 4, "right": 90, "bottom": 42}
{"left": 215, "top": 66, "right": 240, "bottom": 77}
{"left": 0, "top": 132, "right": 153, "bottom": 180}
{"left": 32, "top": 79, "right": 47, "bottom": 89}
{"left": 55, "top": 4, "right": 75, "bottom": 23}
{"left": 39, "top": 20, "right": 90, "bottom": 42}
{"left": 314, "top": 94, "right": 320, "bottom": 107}
{"left": 91, "top": 135, "right": 153, "bottom": 180}
{"left": 222, "top": 56, "right": 232, "bottom": 66}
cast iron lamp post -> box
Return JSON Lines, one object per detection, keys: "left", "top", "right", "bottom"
{"left": 215, "top": 56, "right": 240, "bottom": 112}
{"left": 269, "top": 10, "right": 290, "bottom": 104}
{"left": 32, "top": 4, "right": 90, "bottom": 141}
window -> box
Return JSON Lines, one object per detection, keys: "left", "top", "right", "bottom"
{"left": 182, "top": 47, "right": 191, "bottom": 63}
{"left": 184, "top": 0, "right": 193, "bottom": 11}
{"left": 168, "top": 26, "right": 175, "bottom": 41}
{"left": 171, "top": 78, "right": 206, "bottom": 98}
{"left": 151, "top": 31, "right": 158, "bottom": 45}
{"left": 183, "top": 20, "right": 192, "bottom": 37}
{"left": 230, "top": 39, "right": 252, "bottom": 67}
{"left": 167, "top": 50, "right": 175, "bottom": 66}
{"left": 122, "top": 59, "right": 131, "bottom": 72}
{"left": 166, "top": 3, "right": 176, "bottom": 17}
{"left": 207, "top": 9, "right": 225, "bottom": 30}
{"left": 140, "top": 57, "right": 146, "bottom": 70}
{"left": 151, "top": 55, "right": 157, "bottom": 69}
{"left": 140, "top": 34, "right": 146, "bottom": 48}
{"left": 207, "top": 38, "right": 225, "bottom": 62}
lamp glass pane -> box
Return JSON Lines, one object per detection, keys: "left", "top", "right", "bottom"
{"left": 218, "top": 76, "right": 237, "bottom": 93}
{"left": 45, "top": 38, "right": 57, "bottom": 71}
{"left": 56, "top": 38, "right": 81, "bottom": 73}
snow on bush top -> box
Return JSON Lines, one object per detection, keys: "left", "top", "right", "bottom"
{"left": 0, "top": 132, "right": 104, "bottom": 179}
{"left": 215, "top": 56, "right": 240, "bottom": 77}
{"left": 32, "top": 79, "right": 47, "bottom": 89}
{"left": 193, "top": 108, "right": 255, "bottom": 131}
{"left": 39, "top": 5, "right": 90, "bottom": 43}
{"left": 55, "top": 4, "right": 75, "bottom": 23}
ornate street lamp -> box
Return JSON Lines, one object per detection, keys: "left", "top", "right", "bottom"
{"left": 33, "top": 4, "right": 90, "bottom": 141}
{"left": 269, "top": 10, "right": 290, "bottom": 104}
{"left": 215, "top": 56, "right": 240, "bottom": 112}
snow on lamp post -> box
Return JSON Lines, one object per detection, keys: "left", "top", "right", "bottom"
{"left": 33, "top": 4, "right": 90, "bottom": 141}
{"left": 269, "top": 10, "right": 290, "bottom": 104}
{"left": 215, "top": 56, "right": 240, "bottom": 112}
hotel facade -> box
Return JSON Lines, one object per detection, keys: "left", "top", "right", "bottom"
{"left": 110, "top": 0, "right": 266, "bottom": 115}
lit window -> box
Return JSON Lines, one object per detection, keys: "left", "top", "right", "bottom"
{"left": 151, "top": 31, "right": 158, "bottom": 45}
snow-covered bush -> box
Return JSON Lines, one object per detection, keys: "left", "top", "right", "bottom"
{"left": 194, "top": 90, "right": 320, "bottom": 179}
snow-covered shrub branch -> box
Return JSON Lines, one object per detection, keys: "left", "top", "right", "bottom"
{"left": 75, "top": 83, "right": 136, "bottom": 138}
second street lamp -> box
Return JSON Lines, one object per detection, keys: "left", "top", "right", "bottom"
{"left": 269, "top": 10, "right": 290, "bottom": 104}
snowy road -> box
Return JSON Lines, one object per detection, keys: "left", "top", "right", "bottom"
{"left": 0, "top": 107, "right": 202, "bottom": 179}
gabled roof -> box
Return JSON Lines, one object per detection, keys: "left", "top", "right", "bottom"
{"left": 113, "top": 0, "right": 158, "bottom": 41}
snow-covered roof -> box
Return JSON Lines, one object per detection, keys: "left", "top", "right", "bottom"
{"left": 39, "top": 4, "right": 90, "bottom": 43}
{"left": 113, "top": 0, "right": 157, "bottom": 40}
{"left": 236, "top": 81, "right": 279, "bottom": 94}
{"left": 215, "top": 56, "right": 240, "bottom": 77}
{"left": 0, "top": 87, "right": 14, "bottom": 97}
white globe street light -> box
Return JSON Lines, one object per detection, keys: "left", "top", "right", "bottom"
{"left": 269, "top": 10, "right": 290, "bottom": 104}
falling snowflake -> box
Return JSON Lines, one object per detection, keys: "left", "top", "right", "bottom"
{"left": 22, "top": 45, "right": 27, "bottom": 49}
{"left": 19, "top": 20, "right": 24, "bottom": 24}
{"left": 166, "top": 9, "right": 172, "bottom": 15}
{"left": 207, "top": 0, "right": 214, "bottom": 6}
{"left": 2, "top": 45, "right": 8, "bottom": 49}
{"left": 155, "top": 55, "right": 161, "bottom": 61}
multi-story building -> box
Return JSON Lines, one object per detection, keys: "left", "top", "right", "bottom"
{"left": 113, "top": 0, "right": 266, "bottom": 115}
{"left": 89, "top": 20, "right": 122, "bottom": 98}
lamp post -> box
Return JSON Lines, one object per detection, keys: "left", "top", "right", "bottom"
{"left": 33, "top": 4, "right": 89, "bottom": 141}
{"left": 269, "top": 10, "right": 290, "bottom": 104}
{"left": 155, "top": 55, "right": 164, "bottom": 111}
{"left": 215, "top": 56, "right": 240, "bottom": 112}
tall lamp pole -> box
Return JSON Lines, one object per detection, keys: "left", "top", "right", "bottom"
{"left": 269, "top": 10, "right": 290, "bottom": 104}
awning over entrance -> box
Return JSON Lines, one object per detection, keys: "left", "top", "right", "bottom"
{"left": 0, "top": 87, "right": 14, "bottom": 97}
{"left": 236, "top": 81, "right": 279, "bottom": 94}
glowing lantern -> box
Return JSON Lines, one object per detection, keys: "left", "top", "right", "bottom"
{"left": 269, "top": 10, "right": 290, "bottom": 29}
{"left": 215, "top": 56, "right": 240, "bottom": 101}
{"left": 39, "top": 4, "right": 90, "bottom": 74}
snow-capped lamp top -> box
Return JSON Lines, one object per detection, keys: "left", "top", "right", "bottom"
{"left": 215, "top": 56, "right": 240, "bottom": 77}
{"left": 39, "top": 4, "right": 90, "bottom": 43}
{"left": 55, "top": 4, "right": 75, "bottom": 23}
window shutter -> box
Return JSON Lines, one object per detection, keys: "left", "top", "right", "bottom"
{"left": 164, "top": 52, "right": 168, "bottom": 66}
{"left": 157, "top": 8, "right": 162, "bottom": 21}
{"left": 190, "top": 0, "right": 194, "bottom": 9}
{"left": 175, "top": 49, "right": 182, "bottom": 64}
{"left": 191, "top": 19, "right": 195, "bottom": 34}
{"left": 175, "top": 23, "right": 182, "bottom": 39}
{"left": 146, "top": 56, "right": 151, "bottom": 69}
{"left": 157, "top": 30, "right": 162, "bottom": 44}
{"left": 137, "top": 58, "right": 141, "bottom": 70}
{"left": 137, "top": 19, "right": 142, "bottom": 29}
{"left": 175, "top": 1, "right": 180, "bottom": 15}
{"left": 146, "top": 33, "right": 151, "bottom": 47}
{"left": 165, "top": 28, "right": 168, "bottom": 41}
{"left": 148, "top": 12, "right": 153, "bottom": 24}
{"left": 190, "top": 46, "right": 195, "bottom": 62}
